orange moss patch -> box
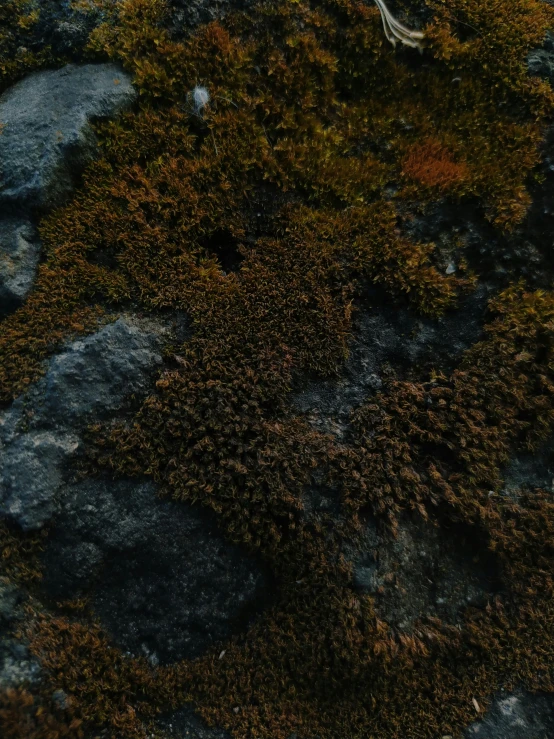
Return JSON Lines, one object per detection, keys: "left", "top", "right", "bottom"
{"left": 0, "top": 687, "right": 84, "bottom": 739}
{"left": 402, "top": 138, "right": 469, "bottom": 191}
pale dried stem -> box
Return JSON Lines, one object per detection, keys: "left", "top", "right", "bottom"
{"left": 374, "top": 0, "right": 425, "bottom": 51}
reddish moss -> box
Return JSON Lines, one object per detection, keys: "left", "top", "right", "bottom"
{"left": 402, "top": 137, "right": 470, "bottom": 192}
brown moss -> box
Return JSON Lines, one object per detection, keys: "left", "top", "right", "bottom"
{"left": 24, "top": 611, "right": 176, "bottom": 739}
{"left": 0, "top": 522, "right": 46, "bottom": 584}
{"left": 0, "top": 1, "right": 47, "bottom": 92}
{"left": 0, "top": 687, "right": 84, "bottom": 739}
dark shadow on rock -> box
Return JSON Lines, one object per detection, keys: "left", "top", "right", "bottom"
{"left": 350, "top": 512, "right": 501, "bottom": 630}
{"left": 157, "top": 704, "right": 232, "bottom": 738}
{"left": 40, "top": 477, "right": 272, "bottom": 664}
{"left": 290, "top": 283, "right": 490, "bottom": 442}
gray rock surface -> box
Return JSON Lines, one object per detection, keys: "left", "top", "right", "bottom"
{"left": 0, "top": 219, "right": 41, "bottom": 314}
{"left": 528, "top": 31, "right": 554, "bottom": 83}
{"left": 41, "top": 477, "right": 270, "bottom": 664}
{"left": 291, "top": 286, "right": 489, "bottom": 441}
{"left": 0, "top": 431, "right": 80, "bottom": 530}
{"left": 20, "top": 315, "right": 166, "bottom": 428}
{"left": 351, "top": 514, "right": 499, "bottom": 630}
{"left": 0, "top": 639, "right": 41, "bottom": 690}
{"left": 464, "top": 690, "right": 554, "bottom": 738}
{"left": 0, "top": 579, "right": 41, "bottom": 690}
{"left": 0, "top": 63, "right": 136, "bottom": 211}
{"left": 168, "top": 0, "right": 257, "bottom": 34}
{"left": 158, "top": 705, "right": 232, "bottom": 738}
{"left": 0, "top": 316, "right": 167, "bottom": 529}
{"left": 502, "top": 441, "right": 554, "bottom": 495}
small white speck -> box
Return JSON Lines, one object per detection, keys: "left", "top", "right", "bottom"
{"left": 192, "top": 85, "right": 210, "bottom": 115}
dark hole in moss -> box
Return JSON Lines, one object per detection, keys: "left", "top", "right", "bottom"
{"left": 86, "top": 247, "right": 120, "bottom": 271}
{"left": 200, "top": 228, "right": 244, "bottom": 273}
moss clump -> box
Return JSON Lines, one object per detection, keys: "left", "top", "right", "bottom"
{"left": 0, "top": 522, "right": 46, "bottom": 584}
{"left": 23, "top": 611, "right": 176, "bottom": 739}
{"left": 0, "top": 0, "right": 47, "bottom": 92}
{"left": 1, "top": 0, "right": 554, "bottom": 737}
{"left": 0, "top": 686, "right": 84, "bottom": 739}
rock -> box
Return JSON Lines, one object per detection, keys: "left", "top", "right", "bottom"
{"left": 41, "top": 477, "right": 270, "bottom": 664}
{"left": 502, "top": 441, "right": 554, "bottom": 495}
{"left": 0, "top": 316, "right": 167, "bottom": 530}
{"left": 464, "top": 690, "right": 554, "bottom": 738}
{"left": 0, "top": 580, "right": 23, "bottom": 624}
{"left": 21, "top": 316, "right": 166, "bottom": 429}
{"left": 0, "top": 639, "right": 41, "bottom": 690}
{"left": 0, "top": 63, "right": 136, "bottom": 212}
{"left": 528, "top": 31, "right": 554, "bottom": 83}
{"left": 0, "top": 431, "right": 80, "bottom": 531}
{"left": 350, "top": 513, "right": 499, "bottom": 630}
{"left": 168, "top": 0, "right": 257, "bottom": 35}
{"left": 0, "top": 219, "right": 41, "bottom": 314}
{"left": 291, "top": 285, "right": 490, "bottom": 442}
{"left": 158, "top": 704, "right": 233, "bottom": 738}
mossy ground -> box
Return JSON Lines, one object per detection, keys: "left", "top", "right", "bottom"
{"left": 2, "top": 0, "right": 554, "bottom": 737}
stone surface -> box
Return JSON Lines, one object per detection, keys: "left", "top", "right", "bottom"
{"left": 19, "top": 316, "right": 167, "bottom": 429}
{"left": 351, "top": 513, "right": 499, "bottom": 631}
{"left": 0, "top": 219, "right": 41, "bottom": 314}
{"left": 158, "top": 705, "right": 233, "bottom": 738}
{"left": 0, "top": 316, "right": 166, "bottom": 530}
{"left": 0, "top": 580, "right": 41, "bottom": 690}
{"left": 0, "top": 639, "right": 41, "bottom": 690}
{"left": 528, "top": 31, "right": 554, "bottom": 82}
{"left": 503, "top": 441, "right": 554, "bottom": 495}
{"left": 41, "top": 477, "right": 270, "bottom": 664}
{"left": 464, "top": 690, "right": 554, "bottom": 738}
{"left": 168, "top": 0, "right": 257, "bottom": 34}
{"left": 291, "top": 285, "right": 489, "bottom": 442}
{"left": 0, "top": 63, "right": 136, "bottom": 211}
{"left": 0, "top": 431, "right": 80, "bottom": 531}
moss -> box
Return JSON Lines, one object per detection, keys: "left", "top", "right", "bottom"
{"left": 22, "top": 610, "right": 177, "bottom": 739}
{"left": 1, "top": 0, "right": 554, "bottom": 737}
{"left": 0, "top": 686, "right": 84, "bottom": 739}
{"left": 0, "top": 1, "right": 48, "bottom": 92}
{"left": 0, "top": 522, "right": 46, "bottom": 585}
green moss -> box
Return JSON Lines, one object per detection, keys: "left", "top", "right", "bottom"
{"left": 2, "top": 0, "right": 554, "bottom": 737}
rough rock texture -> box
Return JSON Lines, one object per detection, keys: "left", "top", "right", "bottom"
{"left": 168, "top": 0, "right": 257, "bottom": 34}
{"left": 158, "top": 705, "right": 232, "bottom": 738}
{"left": 503, "top": 442, "right": 554, "bottom": 495}
{"left": 41, "top": 477, "right": 270, "bottom": 664}
{"left": 0, "top": 63, "right": 136, "bottom": 211}
{"left": 291, "top": 285, "right": 490, "bottom": 442}
{"left": 0, "top": 219, "right": 41, "bottom": 314}
{"left": 351, "top": 514, "right": 499, "bottom": 630}
{"left": 0, "top": 580, "right": 40, "bottom": 690}
{"left": 528, "top": 30, "right": 554, "bottom": 82}
{"left": 0, "top": 316, "right": 166, "bottom": 529}
{"left": 464, "top": 690, "right": 554, "bottom": 738}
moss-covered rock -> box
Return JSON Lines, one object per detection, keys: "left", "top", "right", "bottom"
{"left": 2, "top": 1, "right": 554, "bottom": 738}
